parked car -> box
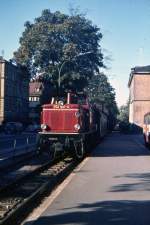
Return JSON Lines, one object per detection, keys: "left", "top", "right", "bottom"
{"left": 4, "top": 122, "right": 23, "bottom": 134}
{"left": 143, "top": 113, "right": 150, "bottom": 147}
{"left": 113, "top": 123, "right": 120, "bottom": 131}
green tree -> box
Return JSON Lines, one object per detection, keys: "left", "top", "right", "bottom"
{"left": 118, "top": 101, "right": 129, "bottom": 123}
{"left": 87, "top": 73, "right": 118, "bottom": 114}
{"left": 87, "top": 73, "right": 118, "bottom": 129}
{"left": 13, "top": 9, "right": 103, "bottom": 95}
{"left": 118, "top": 101, "right": 130, "bottom": 132}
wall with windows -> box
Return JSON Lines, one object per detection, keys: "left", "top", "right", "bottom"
{"left": 129, "top": 72, "right": 150, "bottom": 129}
{"left": 0, "top": 59, "right": 29, "bottom": 124}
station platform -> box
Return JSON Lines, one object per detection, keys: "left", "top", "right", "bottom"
{"left": 24, "top": 133, "right": 150, "bottom": 225}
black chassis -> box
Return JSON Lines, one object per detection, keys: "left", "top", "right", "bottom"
{"left": 36, "top": 130, "right": 96, "bottom": 153}
{"left": 36, "top": 132, "right": 86, "bottom": 152}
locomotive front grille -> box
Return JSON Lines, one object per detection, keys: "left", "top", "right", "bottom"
{"left": 43, "top": 109, "right": 78, "bottom": 132}
{"left": 50, "top": 111, "right": 64, "bottom": 130}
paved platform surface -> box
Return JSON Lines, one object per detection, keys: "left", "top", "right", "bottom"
{"left": 24, "top": 133, "right": 150, "bottom": 225}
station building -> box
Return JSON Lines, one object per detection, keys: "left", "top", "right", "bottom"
{"left": 128, "top": 65, "right": 150, "bottom": 129}
{"left": 0, "top": 59, "right": 29, "bottom": 125}
{"left": 29, "top": 80, "right": 43, "bottom": 123}
{"left": 29, "top": 79, "right": 52, "bottom": 123}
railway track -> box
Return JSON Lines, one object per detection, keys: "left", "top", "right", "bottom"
{"left": 0, "top": 154, "right": 78, "bottom": 225}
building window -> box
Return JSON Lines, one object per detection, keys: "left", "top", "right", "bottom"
{"left": 35, "top": 87, "right": 40, "bottom": 92}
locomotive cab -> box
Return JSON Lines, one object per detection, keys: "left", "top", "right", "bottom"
{"left": 37, "top": 93, "right": 99, "bottom": 160}
{"left": 41, "top": 93, "right": 91, "bottom": 133}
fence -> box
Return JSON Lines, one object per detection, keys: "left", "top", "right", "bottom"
{"left": 0, "top": 135, "right": 36, "bottom": 160}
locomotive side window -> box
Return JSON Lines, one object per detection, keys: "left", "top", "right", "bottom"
{"left": 71, "top": 95, "right": 78, "bottom": 104}
{"left": 77, "top": 94, "right": 87, "bottom": 105}
{"left": 77, "top": 97, "right": 86, "bottom": 105}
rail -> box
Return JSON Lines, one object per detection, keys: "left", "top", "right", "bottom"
{"left": 0, "top": 156, "right": 77, "bottom": 225}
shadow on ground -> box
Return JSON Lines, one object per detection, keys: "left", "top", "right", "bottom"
{"left": 109, "top": 172, "right": 150, "bottom": 192}
{"left": 92, "top": 133, "right": 150, "bottom": 157}
{"left": 25, "top": 200, "right": 150, "bottom": 225}
{"left": 24, "top": 133, "right": 150, "bottom": 225}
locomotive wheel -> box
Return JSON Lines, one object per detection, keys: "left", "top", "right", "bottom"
{"left": 74, "top": 140, "right": 85, "bottom": 160}
{"left": 48, "top": 149, "right": 56, "bottom": 161}
{"left": 46, "top": 144, "right": 56, "bottom": 161}
{"left": 48, "top": 142, "right": 66, "bottom": 161}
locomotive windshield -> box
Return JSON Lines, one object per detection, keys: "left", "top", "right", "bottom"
{"left": 77, "top": 96, "right": 87, "bottom": 105}
{"left": 71, "top": 94, "right": 87, "bottom": 105}
{"left": 50, "top": 93, "right": 87, "bottom": 105}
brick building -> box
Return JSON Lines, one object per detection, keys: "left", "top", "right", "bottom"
{"left": 29, "top": 80, "right": 52, "bottom": 123}
{"left": 29, "top": 81, "right": 43, "bottom": 123}
{"left": 0, "top": 59, "right": 29, "bottom": 125}
{"left": 128, "top": 65, "right": 150, "bottom": 129}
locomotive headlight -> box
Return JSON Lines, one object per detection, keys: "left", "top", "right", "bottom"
{"left": 58, "top": 100, "right": 64, "bottom": 106}
{"left": 41, "top": 124, "right": 47, "bottom": 130}
{"left": 75, "top": 111, "right": 80, "bottom": 118}
{"left": 74, "top": 124, "right": 80, "bottom": 131}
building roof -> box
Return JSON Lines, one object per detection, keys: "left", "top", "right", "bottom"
{"left": 131, "top": 65, "right": 150, "bottom": 73}
{"left": 128, "top": 65, "right": 150, "bottom": 87}
{"left": 0, "top": 58, "right": 20, "bottom": 68}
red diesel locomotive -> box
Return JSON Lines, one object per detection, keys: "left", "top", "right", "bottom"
{"left": 36, "top": 93, "right": 108, "bottom": 159}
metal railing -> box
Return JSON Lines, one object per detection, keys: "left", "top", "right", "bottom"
{"left": 0, "top": 136, "right": 36, "bottom": 160}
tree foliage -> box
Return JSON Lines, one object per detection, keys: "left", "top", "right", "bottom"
{"left": 14, "top": 9, "right": 103, "bottom": 95}
{"left": 118, "top": 101, "right": 129, "bottom": 123}
{"left": 117, "top": 101, "right": 130, "bottom": 132}
{"left": 87, "top": 73, "right": 118, "bottom": 116}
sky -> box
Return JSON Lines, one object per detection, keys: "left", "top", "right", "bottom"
{"left": 0, "top": 0, "right": 150, "bottom": 106}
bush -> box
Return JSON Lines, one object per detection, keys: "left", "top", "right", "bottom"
{"left": 119, "top": 121, "right": 130, "bottom": 133}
